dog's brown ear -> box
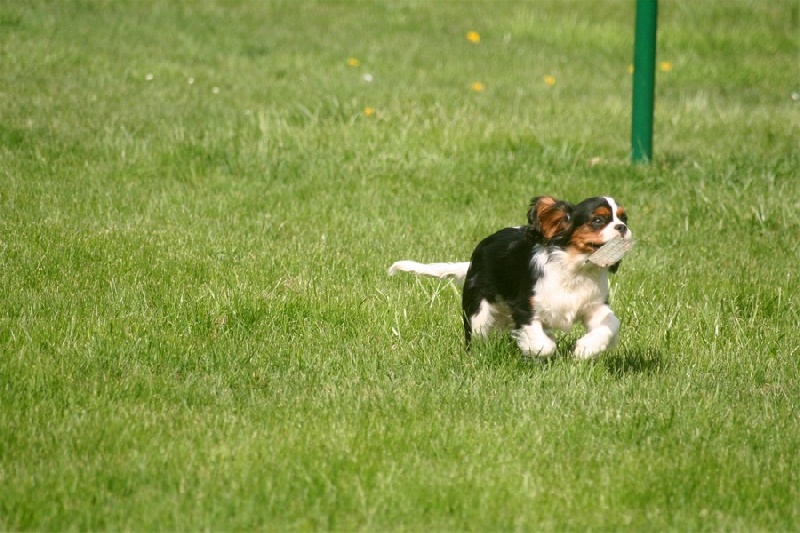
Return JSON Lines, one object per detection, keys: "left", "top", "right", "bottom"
{"left": 528, "top": 196, "right": 573, "bottom": 240}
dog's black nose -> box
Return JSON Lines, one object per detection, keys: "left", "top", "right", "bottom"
{"left": 615, "top": 223, "right": 628, "bottom": 235}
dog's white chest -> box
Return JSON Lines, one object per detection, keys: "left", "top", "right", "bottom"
{"left": 533, "top": 259, "right": 609, "bottom": 330}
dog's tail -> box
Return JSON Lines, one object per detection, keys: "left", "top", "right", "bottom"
{"left": 388, "top": 260, "right": 470, "bottom": 281}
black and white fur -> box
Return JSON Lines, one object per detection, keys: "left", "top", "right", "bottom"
{"left": 388, "top": 196, "right": 632, "bottom": 359}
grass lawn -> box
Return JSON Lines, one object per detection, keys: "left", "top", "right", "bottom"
{"left": 1, "top": 0, "right": 799, "bottom": 530}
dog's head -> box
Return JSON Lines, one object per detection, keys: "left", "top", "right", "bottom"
{"left": 528, "top": 195, "right": 632, "bottom": 267}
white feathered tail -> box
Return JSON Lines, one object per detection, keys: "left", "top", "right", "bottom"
{"left": 387, "top": 260, "right": 470, "bottom": 281}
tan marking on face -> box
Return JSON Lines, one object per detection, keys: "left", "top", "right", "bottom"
{"left": 569, "top": 225, "right": 604, "bottom": 254}
{"left": 568, "top": 206, "right": 614, "bottom": 254}
{"left": 594, "top": 206, "right": 612, "bottom": 219}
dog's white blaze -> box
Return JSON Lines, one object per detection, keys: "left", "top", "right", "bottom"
{"left": 601, "top": 196, "right": 633, "bottom": 243}
{"left": 604, "top": 196, "right": 619, "bottom": 217}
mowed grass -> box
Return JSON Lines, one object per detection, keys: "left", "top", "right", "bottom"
{"left": 1, "top": 0, "right": 799, "bottom": 530}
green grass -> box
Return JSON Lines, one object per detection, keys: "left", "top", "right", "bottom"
{"left": 1, "top": 0, "right": 799, "bottom": 530}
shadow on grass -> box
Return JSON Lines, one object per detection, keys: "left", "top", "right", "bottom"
{"left": 602, "top": 346, "right": 666, "bottom": 377}
{"left": 469, "top": 335, "right": 665, "bottom": 377}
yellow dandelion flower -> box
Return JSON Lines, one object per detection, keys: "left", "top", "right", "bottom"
{"left": 470, "top": 81, "right": 485, "bottom": 92}
{"left": 363, "top": 107, "right": 375, "bottom": 117}
{"left": 659, "top": 61, "right": 673, "bottom": 72}
{"left": 347, "top": 57, "right": 360, "bottom": 67}
{"left": 466, "top": 31, "right": 480, "bottom": 44}
{"left": 628, "top": 64, "right": 634, "bottom": 74}
{"left": 543, "top": 75, "right": 556, "bottom": 87}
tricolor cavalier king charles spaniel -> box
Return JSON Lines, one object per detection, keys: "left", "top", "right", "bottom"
{"left": 389, "top": 196, "right": 632, "bottom": 359}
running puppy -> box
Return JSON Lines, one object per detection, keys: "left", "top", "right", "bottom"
{"left": 388, "top": 196, "right": 632, "bottom": 359}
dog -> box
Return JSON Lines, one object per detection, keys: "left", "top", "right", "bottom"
{"left": 388, "top": 196, "right": 632, "bottom": 359}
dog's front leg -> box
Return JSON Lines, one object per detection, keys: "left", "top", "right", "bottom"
{"left": 513, "top": 320, "right": 557, "bottom": 358}
{"left": 574, "top": 304, "right": 620, "bottom": 359}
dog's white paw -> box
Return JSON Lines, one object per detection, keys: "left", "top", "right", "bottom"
{"left": 515, "top": 326, "right": 557, "bottom": 358}
{"left": 574, "top": 339, "right": 604, "bottom": 359}
{"left": 574, "top": 331, "right": 617, "bottom": 359}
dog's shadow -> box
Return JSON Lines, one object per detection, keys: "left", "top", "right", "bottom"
{"left": 554, "top": 338, "right": 665, "bottom": 376}
{"left": 600, "top": 346, "right": 665, "bottom": 377}
{"left": 474, "top": 336, "right": 665, "bottom": 377}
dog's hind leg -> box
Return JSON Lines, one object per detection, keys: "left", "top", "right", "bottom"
{"left": 461, "top": 295, "right": 498, "bottom": 348}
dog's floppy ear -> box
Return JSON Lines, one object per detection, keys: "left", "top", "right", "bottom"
{"left": 528, "top": 196, "right": 573, "bottom": 240}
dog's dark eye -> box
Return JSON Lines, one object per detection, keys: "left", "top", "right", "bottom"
{"left": 591, "top": 216, "right": 605, "bottom": 229}
{"left": 619, "top": 213, "right": 628, "bottom": 224}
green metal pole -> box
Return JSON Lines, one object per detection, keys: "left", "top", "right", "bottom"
{"left": 631, "top": 0, "right": 658, "bottom": 163}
